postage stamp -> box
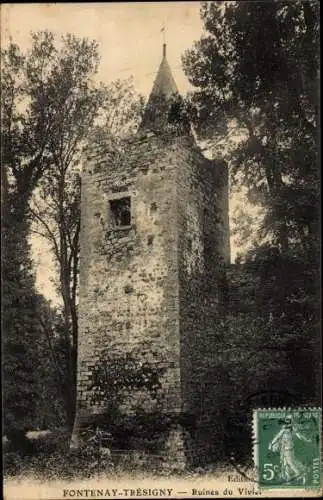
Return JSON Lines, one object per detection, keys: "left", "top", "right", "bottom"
{"left": 253, "top": 408, "right": 322, "bottom": 490}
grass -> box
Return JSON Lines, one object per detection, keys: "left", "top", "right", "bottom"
{"left": 3, "top": 428, "right": 217, "bottom": 481}
{"left": 4, "top": 427, "right": 251, "bottom": 482}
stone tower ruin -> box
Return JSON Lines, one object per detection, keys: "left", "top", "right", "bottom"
{"left": 72, "top": 44, "right": 230, "bottom": 462}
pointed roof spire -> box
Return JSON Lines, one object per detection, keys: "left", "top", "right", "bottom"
{"left": 140, "top": 42, "right": 179, "bottom": 131}
{"left": 148, "top": 44, "right": 178, "bottom": 100}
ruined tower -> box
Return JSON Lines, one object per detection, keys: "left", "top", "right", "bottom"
{"left": 72, "top": 44, "right": 230, "bottom": 461}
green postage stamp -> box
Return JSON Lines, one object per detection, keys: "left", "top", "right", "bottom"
{"left": 253, "top": 408, "right": 322, "bottom": 490}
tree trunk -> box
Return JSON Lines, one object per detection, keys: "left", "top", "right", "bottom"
{"left": 265, "top": 137, "right": 289, "bottom": 254}
{"left": 57, "top": 169, "right": 79, "bottom": 430}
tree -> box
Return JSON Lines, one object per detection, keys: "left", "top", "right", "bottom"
{"left": 30, "top": 170, "right": 81, "bottom": 420}
{"left": 182, "top": 0, "right": 320, "bottom": 417}
{"left": 182, "top": 0, "right": 319, "bottom": 258}
{"left": 2, "top": 31, "right": 104, "bottom": 223}
{"left": 182, "top": 0, "right": 319, "bottom": 315}
{"left": 29, "top": 77, "right": 143, "bottom": 425}
{"left": 2, "top": 31, "right": 137, "bottom": 436}
{"left": 2, "top": 215, "right": 45, "bottom": 448}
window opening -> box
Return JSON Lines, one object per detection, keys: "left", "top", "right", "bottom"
{"left": 110, "top": 197, "right": 131, "bottom": 227}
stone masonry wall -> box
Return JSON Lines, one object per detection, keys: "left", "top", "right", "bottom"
{"left": 75, "top": 130, "right": 230, "bottom": 460}
{"left": 76, "top": 133, "right": 189, "bottom": 424}
{"left": 176, "top": 137, "right": 230, "bottom": 459}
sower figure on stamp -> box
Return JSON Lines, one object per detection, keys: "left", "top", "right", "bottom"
{"left": 268, "top": 415, "right": 312, "bottom": 485}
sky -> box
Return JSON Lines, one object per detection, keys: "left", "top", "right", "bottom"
{"left": 2, "top": 2, "right": 203, "bottom": 96}
{"left": 2, "top": 2, "right": 249, "bottom": 303}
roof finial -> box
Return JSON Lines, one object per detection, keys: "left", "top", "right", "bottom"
{"left": 161, "top": 26, "right": 166, "bottom": 57}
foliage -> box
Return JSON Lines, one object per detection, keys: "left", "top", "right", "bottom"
{"left": 30, "top": 166, "right": 82, "bottom": 427}
{"left": 182, "top": 3, "right": 320, "bottom": 441}
{"left": 86, "top": 351, "right": 168, "bottom": 448}
{"left": 198, "top": 309, "right": 320, "bottom": 464}
{"left": 35, "top": 309, "right": 74, "bottom": 429}
{"left": 2, "top": 31, "right": 102, "bottom": 210}
{"left": 89, "top": 351, "right": 165, "bottom": 409}
{"left": 141, "top": 92, "right": 190, "bottom": 135}
{"left": 1, "top": 31, "right": 98, "bottom": 438}
{"left": 2, "top": 232, "right": 67, "bottom": 443}
{"left": 29, "top": 76, "right": 143, "bottom": 350}
{"left": 2, "top": 6, "right": 320, "bottom": 469}
{"left": 223, "top": 256, "right": 320, "bottom": 464}
{"left": 3, "top": 427, "right": 196, "bottom": 479}
{"left": 1, "top": 30, "right": 144, "bottom": 435}
{"left": 3, "top": 427, "right": 113, "bottom": 479}
{"left": 2, "top": 218, "right": 43, "bottom": 444}
{"left": 26, "top": 37, "right": 143, "bottom": 426}
{"left": 182, "top": 0, "right": 319, "bottom": 256}
{"left": 2, "top": 174, "right": 63, "bottom": 440}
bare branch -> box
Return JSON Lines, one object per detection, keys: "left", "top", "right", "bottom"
{"left": 38, "top": 315, "right": 67, "bottom": 384}
{"left": 29, "top": 206, "right": 61, "bottom": 261}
